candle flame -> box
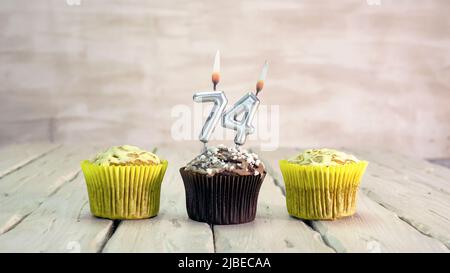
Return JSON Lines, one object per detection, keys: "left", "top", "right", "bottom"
{"left": 256, "top": 61, "right": 268, "bottom": 94}
{"left": 212, "top": 50, "right": 220, "bottom": 89}
{"left": 213, "top": 50, "right": 220, "bottom": 74}
{"left": 256, "top": 80, "right": 264, "bottom": 93}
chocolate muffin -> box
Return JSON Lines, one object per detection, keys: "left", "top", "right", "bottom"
{"left": 180, "top": 145, "right": 266, "bottom": 225}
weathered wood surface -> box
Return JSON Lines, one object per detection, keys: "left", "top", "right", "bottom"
{"left": 0, "top": 144, "right": 449, "bottom": 252}
{"left": 255, "top": 147, "right": 450, "bottom": 252}
{"left": 0, "top": 174, "right": 113, "bottom": 253}
{"left": 311, "top": 194, "right": 448, "bottom": 253}
{"left": 214, "top": 173, "right": 334, "bottom": 252}
{"left": 361, "top": 171, "right": 450, "bottom": 249}
{"left": 0, "top": 145, "right": 98, "bottom": 235}
{"left": 357, "top": 150, "right": 450, "bottom": 194}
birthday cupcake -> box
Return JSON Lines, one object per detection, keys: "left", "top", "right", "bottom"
{"left": 180, "top": 145, "right": 266, "bottom": 225}
{"left": 81, "top": 145, "right": 168, "bottom": 220}
{"left": 279, "top": 149, "right": 368, "bottom": 220}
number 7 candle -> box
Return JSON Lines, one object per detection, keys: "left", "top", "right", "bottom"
{"left": 193, "top": 50, "right": 228, "bottom": 148}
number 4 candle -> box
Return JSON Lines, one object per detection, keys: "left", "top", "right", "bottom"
{"left": 222, "top": 61, "right": 268, "bottom": 146}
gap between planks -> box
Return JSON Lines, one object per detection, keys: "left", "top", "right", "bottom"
{"left": 102, "top": 145, "right": 215, "bottom": 253}
{"left": 211, "top": 148, "right": 334, "bottom": 253}
{"left": 352, "top": 150, "right": 450, "bottom": 250}
{"left": 255, "top": 147, "right": 449, "bottom": 253}
{"left": 0, "top": 144, "right": 213, "bottom": 253}
{"left": 0, "top": 144, "right": 126, "bottom": 252}
{"left": 0, "top": 145, "right": 105, "bottom": 240}
{"left": 0, "top": 143, "right": 60, "bottom": 179}
{"left": 3, "top": 144, "right": 447, "bottom": 252}
{"left": 103, "top": 144, "right": 334, "bottom": 253}
{"left": 0, "top": 174, "right": 113, "bottom": 252}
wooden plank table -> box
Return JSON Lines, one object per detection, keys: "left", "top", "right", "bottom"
{"left": 0, "top": 144, "right": 448, "bottom": 253}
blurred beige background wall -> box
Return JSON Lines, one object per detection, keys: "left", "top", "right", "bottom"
{"left": 0, "top": 0, "right": 449, "bottom": 158}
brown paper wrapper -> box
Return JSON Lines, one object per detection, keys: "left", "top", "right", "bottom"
{"left": 180, "top": 168, "right": 266, "bottom": 225}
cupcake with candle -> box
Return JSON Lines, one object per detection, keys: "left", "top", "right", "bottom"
{"left": 279, "top": 149, "right": 368, "bottom": 220}
{"left": 180, "top": 145, "right": 266, "bottom": 225}
{"left": 81, "top": 145, "right": 168, "bottom": 219}
{"left": 181, "top": 52, "right": 269, "bottom": 224}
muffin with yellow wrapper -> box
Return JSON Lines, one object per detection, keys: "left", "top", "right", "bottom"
{"left": 81, "top": 145, "right": 168, "bottom": 219}
{"left": 279, "top": 149, "right": 368, "bottom": 220}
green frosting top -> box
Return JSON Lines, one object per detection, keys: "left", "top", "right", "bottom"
{"left": 92, "top": 145, "right": 161, "bottom": 166}
{"left": 288, "top": 148, "right": 359, "bottom": 166}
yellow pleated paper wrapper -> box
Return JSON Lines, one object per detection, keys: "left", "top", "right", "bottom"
{"left": 279, "top": 160, "right": 368, "bottom": 220}
{"left": 81, "top": 160, "right": 168, "bottom": 220}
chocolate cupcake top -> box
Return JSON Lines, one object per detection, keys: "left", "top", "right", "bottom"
{"left": 92, "top": 145, "right": 161, "bottom": 166}
{"left": 288, "top": 148, "right": 359, "bottom": 166}
{"left": 184, "top": 145, "right": 265, "bottom": 176}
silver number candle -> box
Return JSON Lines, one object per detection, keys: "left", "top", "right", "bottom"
{"left": 193, "top": 54, "right": 268, "bottom": 147}
{"left": 193, "top": 50, "right": 228, "bottom": 144}
{"left": 221, "top": 61, "right": 268, "bottom": 146}
{"left": 193, "top": 91, "right": 228, "bottom": 143}
{"left": 222, "top": 92, "right": 260, "bottom": 146}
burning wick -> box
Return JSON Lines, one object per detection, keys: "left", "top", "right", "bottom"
{"left": 256, "top": 61, "right": 268, "bottom": 96}
{"left": 212, "top": 50, "right": 220, "bottom": 91}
